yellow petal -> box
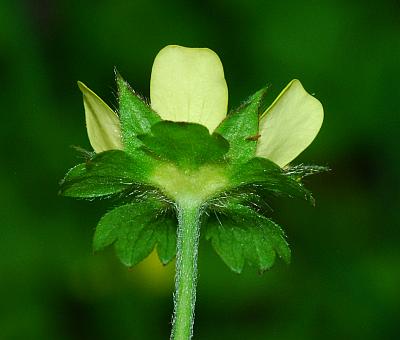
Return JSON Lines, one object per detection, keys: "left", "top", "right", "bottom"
{"left": 150, "top": 45, "right": 228, "bottom": 132}
{"left": 256, "top": 80, "right": 323, "bottom": 167}
{"left": 77, "top": 81, "right": 123, "bottom": 153}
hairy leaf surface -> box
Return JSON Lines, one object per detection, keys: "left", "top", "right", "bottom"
{"left": 94, "top": 200, "right": 177, "bottom": 266}
{"left": 206, "top": 202, "right": 290, "bottom": 273}
{"left": 60, "top": 150, "right": 155, "bottom": 198}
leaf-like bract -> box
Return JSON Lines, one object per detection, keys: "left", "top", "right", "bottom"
{"left": 229, "top": 157, "right": 314, "bottom": 203}
{"left": 94, "top": 199, "right": 177, "bottom": 266}
{"left": 59, "top": 150, "right": 155, "bottom": 198}
{"left": 206, "top": 202, "right": 290, "bottom": 273}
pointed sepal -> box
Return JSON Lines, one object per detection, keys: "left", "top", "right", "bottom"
{"left": 93, "top": 199, "right": 177, "bottom": 267}
{"left": 116, "top": 71, "right": 161, "bottom": 154}
{"left": 216, "top": 88, "right": 267, "bottom": 164}
{"left": 205, "top": 202, "right": 290, "bottom": 273}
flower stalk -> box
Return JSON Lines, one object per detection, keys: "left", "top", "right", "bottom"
{"left": 171, "top": 203, "right": 202, "bottom": 340}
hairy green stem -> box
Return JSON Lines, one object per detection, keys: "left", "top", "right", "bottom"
{"left": 170, "top": 202, "right": 202, "bottom": 340}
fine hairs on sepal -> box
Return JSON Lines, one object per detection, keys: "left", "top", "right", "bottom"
{"left": 284, "top": 163, "right": 330, "bottom": 179}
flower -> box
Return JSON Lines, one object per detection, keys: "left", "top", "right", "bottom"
{"left": 65, "top": 46, "right": 326, "bottom": 339}
{"left": 78, "top": 45, "right": 323, "bottom": 168}
{"left": 65, "top": 44, "right": 327, "bottom": 279}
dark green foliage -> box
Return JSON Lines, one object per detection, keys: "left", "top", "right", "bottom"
{"left": 116, "top": 71, "right": 161, "bottom": 153}
{"left": 216, "top": 88, "right": 267, "bottom": 164}
{"left": 205, "top": 202, "right": 290, "bottom": 273}
{"left": 59, "top": 150, "right": 155, "bottom": 199}
{"left": 138, "top": 121, "right": 229, "bottom": 169}
{"left": 93, "top": 199, "right": 177, "bottom": 266}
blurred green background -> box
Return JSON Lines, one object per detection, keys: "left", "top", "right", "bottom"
{"left": 1, "top": 0, "right": 399, "bottom": 339}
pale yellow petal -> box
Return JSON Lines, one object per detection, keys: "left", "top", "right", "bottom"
{"left": 256, "top": 80, "right": 323, "bottom": 167}
{"left": 77, "top": 81, "right": 123, "bottom": 153}
{"left": 150, "top": 45, "right": 228, "bottom": 132}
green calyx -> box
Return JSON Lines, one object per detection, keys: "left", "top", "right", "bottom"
{"left": 60, "top": 72, "right": 328, "bottom": 272}
{"left": 151, "top": 163, "right": 228, "bottom": 206}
